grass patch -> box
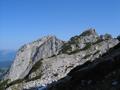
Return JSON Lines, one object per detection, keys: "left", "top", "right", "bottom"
{"left": 60, "top": 43, "right": 72, "bottom": 54}
{"left": 81, "top": 43, "right": 92, "bottom": 51}
{"left": 24, "top": 59, "right": 43, "bottom": 82}
{"left": 25, "top": 74, "right": 42, "bottom": 82}
{"left": 6, "top": 59, "right": 44, "bottom": 88}
{"left": 68, "top": 49, "right": 80, "bottom": 55}
{"left": 80, "top": 30, "right": 94, "bottom": 36}
{"left": 93, "top": 39, "right": 103, "bottom": 45}
{"left": 61, "top": 42, "right": 92, "bottom": 55}
{"left": 30, "top": 59, "right": 43, "bottom": 73}
{"left": 6, "top": 79, "right": 23, "bottom": 88}
{"left": 70, "top": 35, "right": 81, "bottom": 44}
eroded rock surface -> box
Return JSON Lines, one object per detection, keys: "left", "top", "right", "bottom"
{"left": 47, "top": 43, "right": 120, "bottom": 90}
{"left": 7, "top": 36, "right": 64, "bottom": 82}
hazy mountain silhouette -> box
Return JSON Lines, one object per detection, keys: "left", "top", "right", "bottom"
{"left": 0, "top": 50, "right": 16, "bottom": 68}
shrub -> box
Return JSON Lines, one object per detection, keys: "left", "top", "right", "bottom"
{"left": 61, "top": 43, "right": 72, "bottom": 54}
{"left": 68, "top": 49, "right": 80, "bottom": 55}
{"left": 80, "top": 30, "right": 94, "bottom": 36}
{"left": 6, "top": 79, "right": 23, "bottom": 88}
{"left": 104, "top": 34, "right": 112, "bottom": 40}
{"left": 93, "top": 39, "right": 103, "bottom": 45}
{"left": 24, "top": 59, "right": 43, "bottom": 82}
{"left": 0, "top": 79, "right": 9, "bottom": 90}
{"left": 81, "top": 43, "right": 91, "bottom": 50}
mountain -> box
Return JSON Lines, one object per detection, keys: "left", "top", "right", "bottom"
{"left": 0, "top": 29, "right": 120, "bottom": 90}
{"left": 0, "top": 60, "right": 13, "bottom": 69}
{"left": 0, "top": 50, "right": 16, "bottom": 62}
{"left": 0, "top": 50, "right": 15, "bottom": 81}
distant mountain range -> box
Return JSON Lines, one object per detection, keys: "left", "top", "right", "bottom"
{"left": 0, "top": 50, "right": 16, "bottom": 80}
{"left": 0, "top": 50, "right": 16, "bottom": 68}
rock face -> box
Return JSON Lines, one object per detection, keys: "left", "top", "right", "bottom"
{"left": 47, "top": 42, "right": 120, "bottom": 90}
{"left": 7, "top": 36, "right": 64, "bottom": 82}
{"left": 60, "top": 29, "right": 99, "bottom": 54}
{"left": 3, "top": 29, "right": 119, "bottom": 90}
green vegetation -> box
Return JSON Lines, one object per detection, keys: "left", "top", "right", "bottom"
{"left": 93, "top": 39, "right": 103, "bottom": 45}
{"left": 7, "top": 79, "right": 23, "bottom": 88}
{"left": 29, "top": 59, "right": 43, "bottom": 73}
{"left": 67, "top": 43, "right": 92, "bottom": 55}
{"left": 25, "top": 74, "right": 42, "bottom": 82}
{"left": 61, "top": 41, "right": 92, "bottom": 55}
{"left": 61, "top": 43, "right": 72, "bottom": 54}
{"left": 80, "top": 30, "right": 94, "bottom": 36}
{"left": 104, "top": 33, "right": 112, "bottom": 40}
{"left": 68, "top": 49, "right": 80, "bottom": 55}
{"left": 24, "top": 59, "right": 43, "bottom": 82}
{"left": 4, "top": 59, "right": 44, "bottom": 88}
{"left": 81, "top": 43, "right": 92, "bottom": 51}
{"left": 0, "top": 80, "right": 8, "bottom": 90}
{"left": 70, "top": 35, "right": 81, "bottom": 45}
{"left": 3, "top": 59, "right": 43, "bottom": 88}
{"left": 83, "top": 54, "right": 91, "bottom": 59}
{"left": 61, "top": 36, "right": 110, "bottom": 55}
{"left": 61, "top": 35, "right": 81, "bottom": 54}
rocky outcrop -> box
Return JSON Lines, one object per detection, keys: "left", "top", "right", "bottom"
{"left": 4, "top": 29, "right": 119, "bottom": 90}
{"left": 60, "top": 29, "right": 99, "bottom": 54}
{"left": 7, "top": 36, "right": 64, "bottom": 82}
{"left": 47, "top": 42, "right": 120, "bottom": 90}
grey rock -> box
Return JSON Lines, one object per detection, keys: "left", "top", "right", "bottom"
{"left": 47, "top": 42, "right": 120, "bottom": 90}
{"left": 7, "top": 36, "right": 64, "bottom": 82}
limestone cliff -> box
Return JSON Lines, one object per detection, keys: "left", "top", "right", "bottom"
{"left": 7, "top": 36, "right": 64, "bottom": 82}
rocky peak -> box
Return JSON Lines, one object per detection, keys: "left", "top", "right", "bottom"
{"left": 80, "top": 28, "right": 98, "bottom": 36}
{"left": 7, "top": 35, "right": 64, "bottom": 82}
{"left": 60, "top": 29, "right": 100, "bottom": 54}
{"left": 60, "top": 29, "right": 117, "bottom": 55}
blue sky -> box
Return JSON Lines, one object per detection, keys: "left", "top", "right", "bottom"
{"left": 0, "top": 0, "right": 120, "bottom": 50}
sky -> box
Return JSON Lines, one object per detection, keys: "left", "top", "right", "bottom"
{"left": 0, "top": 0, "right": 120, "bottom": 50}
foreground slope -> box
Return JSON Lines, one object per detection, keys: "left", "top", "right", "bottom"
{"left": 48, "top": 42, "right": 120, "bottom": 90}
